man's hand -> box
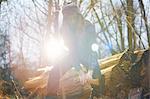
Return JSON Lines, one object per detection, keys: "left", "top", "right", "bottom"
{"left": 79, "top": 71, "right": 99, "bottom": 86}
{"left": 88, "top": 79, "right": 99, "bottom": 86}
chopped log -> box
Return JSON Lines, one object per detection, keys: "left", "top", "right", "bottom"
{"left": 99, "top": 53, "right": 123, "bottom": 69}
{"left": 99, "top": 50, "right": 144, "bottom": 69}
{"left": 11, "top": 50, "right": 145, "bottom": 97}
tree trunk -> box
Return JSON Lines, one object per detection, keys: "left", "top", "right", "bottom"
{"left": 110, "top": 0, "right": 124, "bottom": 51}
{"left": 138, "top": 0, "right": 150, "bottom": 47}
{"left": 126, "top": 0, "right": 134, "bottom": 50}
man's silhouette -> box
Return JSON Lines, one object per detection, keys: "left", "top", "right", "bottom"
{"left": 47, "top": 4, "right": 104, "bottom": 99}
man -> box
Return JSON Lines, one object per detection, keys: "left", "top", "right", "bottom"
{"left": 47, "top": 3, "right": 104, "bottom": 98}
{"left": 62, "top": 4, "right": 104, "bottom": 98}
{"left": 47, "top": 4, "right": 84, "bottom": 98}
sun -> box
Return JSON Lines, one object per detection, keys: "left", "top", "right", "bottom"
{"left": 44, "top": 37, "right": 68, "bottom": 61}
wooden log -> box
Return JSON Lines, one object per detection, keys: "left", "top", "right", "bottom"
{"left": 12, "top": 50, "right": 145, "bottom": 96}
{"left": 99, "top": 50, "right": 144, "bottom": 70}
{"left": 99, "top": 53, "right": 123, "bottom": 69}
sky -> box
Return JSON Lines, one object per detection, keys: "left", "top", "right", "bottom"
{"left": 1, "top": 0, "right": 150, "bottom": 63}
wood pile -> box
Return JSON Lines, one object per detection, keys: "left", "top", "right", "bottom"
{"left": 11, "top": 49, "right": 149, "bottom": 98}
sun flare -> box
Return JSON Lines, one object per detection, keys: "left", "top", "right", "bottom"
{"left": 44, "top": 37, "right": 68, "bottom": 61}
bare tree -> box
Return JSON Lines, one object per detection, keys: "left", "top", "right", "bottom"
{"left": 138, "top": 0, "right": 150, "bottom": 47}
{"left": 126, "top": 0, "right": 134, "bottom": 50}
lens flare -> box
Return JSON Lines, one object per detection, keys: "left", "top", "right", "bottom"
{"left": 44, "top": 38, "right": 68, "bottom": 61}
{"left": 91, "top": 43, "right": 99, "bottom": 52}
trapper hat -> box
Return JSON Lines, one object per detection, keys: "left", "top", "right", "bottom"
{"left": 62, "top": 3, "right": 80, "bottom": 15}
